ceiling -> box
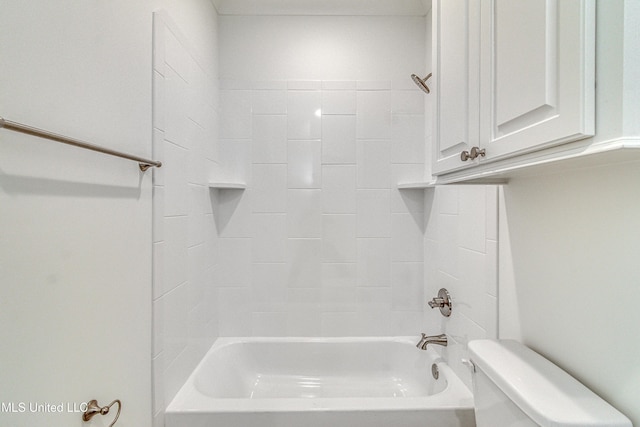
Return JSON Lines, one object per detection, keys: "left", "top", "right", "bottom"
{"left": 211, "top": 0, "right": 431, "bottom": 16}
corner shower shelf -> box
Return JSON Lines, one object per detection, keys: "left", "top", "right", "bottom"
{"left": 208, "top": 182, "right": 247, "bottom": 190}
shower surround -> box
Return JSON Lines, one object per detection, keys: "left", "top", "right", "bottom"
{"left": 215, "top": 77, "right": 426, "bottom": 337}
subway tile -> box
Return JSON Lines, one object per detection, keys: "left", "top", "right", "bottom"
{"left": 252, "top": 164, "right": 287, "bottom": 213}
{"left": 437, "top": 186, "right": 459, "bottom": 215}
{"left": 322, "top": 287, "right": 357, "bottom": 312}
{"left": 288, "top": 80, "right": 322, "bottom": 90}
{"left": 436, "top": 213, "right": 459, "bottom": 278}
{"left": 356, "top": 190, "right": 391, "bottom": 238}
{"left": 357, "top": 80, "right": 392, "bottom": 91}
{"left": 391, "top": 262, "right": 424, "bottom": 311}
{"left": 391, "top": 213, "right": 424, "bottom": 262}
{"left": 188, "top": 186, "right": 207, "bottom": 246}
{"left": 391, "top": 114, "right": 425, "bottom": 164}
{"left": 458, "top": 186, "right": 487, "bottom": 253}
{"left": 218, "top": 287, "right": 252, "bottom": 336}
{"left": 356, "top": 91, "right": 391, "bottom": 139}
{"left": 356, "top": 287, "right": 391, "bottom": 311}
{"left": 286, "top": 239, "right": 322, "bottom": 288}
{"left": 322, "top": 115, "right": 356, "bottom": 164}
{"left": 321, "top": 312, "right": 359, "bottom": 336}
{"left": 252, "top": 115, "right": 287, "bottom": 164}
{"left": 252, "top": 214, "right": 287, "bottom": 263}
{"left": 187, "top": 244, "right": 206, "bottom": 310}
{"left": 218, "top": 139, "right": 252, "bottom": 185}
{"left": 219, "top": 79, "right": 251, "bottom": 90}
{"left": 163, "top": 142, "right": 188, "bottom": 217}
{"left": 391, "top": 90, "right": 425, "bottom": 115}
{"left": 321, "top": 263, "right": 357, "bottom": 288}
{"left": 322, "top": 90, "right": 356, "bottom": 115}
{"left": 390, "top": 311, "right": 423, "bottom": 335}
{"left": 217, "top": 238, "right": 252, "bottom": 286}
{"left": 251, "top": 263, "right": 287, "bottom": 308}
{"left": 252, "top": 312, "right": 288, "bottom": 336}
{"left": 287, "top": 189, "right": 322, "bottom": 237}
{"left": 286, "top": 287, "right": 323, "bottom": 310}
{"left": 287, "top": 91, "right": 322, "bottom": 139}
{"left": 162, "top": 283, "right": 189, "bottom": 366}
{"left": 457, "top": 247, "right": 487, "bottom": 324}
{"left": 253, "top": 80, "right": 287, "bottom": 90}
{"left": 485, "top": 239, "right": 498, "bottom": 297}
{"left": 486, "top": 186, "right": 499, "bottom": 241}
{"left": 357, "top": 238, "right": 391, "bottom": 286}
{"left": 357, "top": 140, "right": 391, "bottom": 189}
{"left": 164, "top": 216, "right": 188, "bottom": 293}
{"left": 352, "top": 311, "right": 391, "bottom": 336}
{"left": 253, "top": 89, "right": 287, "bottom": 115}
{"left": 164, "top": 30, "right": 191, "bottom": 81}
{"left": 286, "top": 311, "right": 321, "bottom": 336}
{"left": 220, "top": 90, "right": 252, "bottom": 139}
{"left": 322, "top": 81, "right": 357, "bottom": 90}
{"left": 322, "top": 165, "right": 357, "bottom": 214}
{"left": 287, "top": 141, "right": 322, "bottom": 189}
{"left": 322, "top": 214, "right": 357, "bottom": 262}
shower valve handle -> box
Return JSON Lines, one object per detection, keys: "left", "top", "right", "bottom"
{"left": 427, "top": 288, "right": 452, "bottom": 317}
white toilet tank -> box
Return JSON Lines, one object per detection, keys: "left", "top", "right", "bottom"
{"left": 468, "top": 339, "right": 631, "bottom": 427}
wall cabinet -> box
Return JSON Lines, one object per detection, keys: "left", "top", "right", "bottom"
{"left": 432, "top": 0, "right": 596, "bottom": 177}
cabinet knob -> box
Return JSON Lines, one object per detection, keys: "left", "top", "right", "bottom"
{"left": 461, "top": 150, "right": 471, "bottom": 161}
{"left": 470, "top": 146, "right": 486, "bottom": 159}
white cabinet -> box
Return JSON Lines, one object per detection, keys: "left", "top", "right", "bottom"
{"left": 432, "top": 0, "right": 481, "bottom": 175}
{"left": 432, "top": 0, "right": 596, "bottom": 177}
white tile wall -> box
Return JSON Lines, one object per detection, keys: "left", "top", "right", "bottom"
{"left": 218, "top": 80, "right": 426, "bottom": 337}
{"left": 152, "top": 12, "right": 219, "bottom": 425}
{"left": 423, "top": 185, "right": 499, "bottom": 391}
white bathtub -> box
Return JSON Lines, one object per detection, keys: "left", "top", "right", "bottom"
{"left": 166, "top": 337, "right": 475, "bottom": 427}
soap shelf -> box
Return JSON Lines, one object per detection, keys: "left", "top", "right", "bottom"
{"left": 208, "top": 182, "right": 246, "bottom": 190}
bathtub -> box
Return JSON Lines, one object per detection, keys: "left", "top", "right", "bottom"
{"left": 166, "top": 337, "right": 475, "bottom": 427}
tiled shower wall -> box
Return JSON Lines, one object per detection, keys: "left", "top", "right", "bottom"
{"left": 216, "top": 80, "right": 426, "bottom": 336}
{"left": 423, "top": 185, "right": 499, "bottom": 389}
{"left": 152, "top": 11, "right": 220, "bottom": 424}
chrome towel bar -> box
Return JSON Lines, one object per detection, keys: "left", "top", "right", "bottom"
{"left": 0, "top": 116, "right": 162, "bottom": 171}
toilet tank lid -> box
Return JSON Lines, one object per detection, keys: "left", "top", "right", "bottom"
{"left": 468, "top": 339, "right": 631, "bottom": 427}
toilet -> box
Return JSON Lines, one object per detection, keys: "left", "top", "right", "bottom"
{"left": 468, "top": 339, "right": 631, "bottom": 427}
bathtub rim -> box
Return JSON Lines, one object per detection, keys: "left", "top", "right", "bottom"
{"left": 166, "top": 336, "right": 474, "bottom": 414}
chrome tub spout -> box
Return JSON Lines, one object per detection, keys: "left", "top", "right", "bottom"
{"left": 416, "top": 333, "right": 448, "bottom": 350}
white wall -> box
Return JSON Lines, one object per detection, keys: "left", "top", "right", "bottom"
{"left": 496, "top": 2, "right": 640, "bottom": 423}
{"left": 499, "top": 164, "right": 640, "bottom": 425}
{"left": 0, "top": 1, "right": 154, "bottom": 426}
{"left": 0, "top": 2, "right": 219, "bottom": 427}
{"left": 217, "top": 15, "right": 427, "bottom": 336}
{"left": 220, "top": 15, "right": 426, "bottom": 83}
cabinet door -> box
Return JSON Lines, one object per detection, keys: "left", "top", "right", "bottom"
{"left": 432, "top": 0, "right": 481, "bottom": 175}
{"left": 480, "top": 0, "right": 595, "bottom": 161}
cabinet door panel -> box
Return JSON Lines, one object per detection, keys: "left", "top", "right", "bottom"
{"left": 432, "top": 0, "right": 480, "bottom": 174}
{"left": 482, "top": 0, "right": 595, "bottom": 160}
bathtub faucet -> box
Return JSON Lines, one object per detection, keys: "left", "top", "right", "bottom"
{"left": 416, "top": 333, "right": 448, "bottom": 350}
